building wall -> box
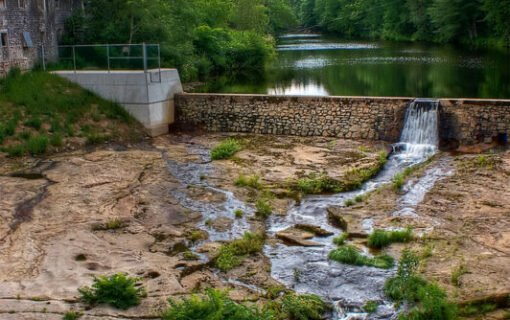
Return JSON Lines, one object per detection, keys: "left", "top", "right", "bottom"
{"left": 0, "top": 0, "right": 80, "bottom": 73}
{"left": 175, "top": 93, "right": 510, "bottom": 145}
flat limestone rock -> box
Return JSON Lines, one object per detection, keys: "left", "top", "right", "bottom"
{"left": 276, "top": 226, "right": 325, "bottom": 247}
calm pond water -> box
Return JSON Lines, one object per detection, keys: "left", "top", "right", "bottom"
{"left": 196, "top": 34, "right": 510, "bottom": 98}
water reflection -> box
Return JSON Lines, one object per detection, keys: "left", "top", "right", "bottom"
{"left": 195, "top": 34, "right": 510, "bottom": 98}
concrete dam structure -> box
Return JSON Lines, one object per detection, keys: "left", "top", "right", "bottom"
{"left": 54, "top": 70, "right": 510, "bottom": 146}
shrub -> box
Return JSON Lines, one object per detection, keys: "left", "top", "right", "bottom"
{"left": 328, "top": 246, "right": 394, "bottom": 269}
{"left": 280, "top": 294, "right": 326, "bottom": 320}
{"left": 367, "top": 228, "right": 413, "bottom": 249}
{"left": 62, "top": 311, "right": 81, "bottom": 320}
{"left": 26, "top": 135, "right": 49, "bottom": 155}
{"left": 78, "top": 273, "right": 145, "bottom": 309}
{"left": 162, "top": 288, "right": 264, "bottom": 320}
{"left": 384, "top": 249, "right": 458, "bottom": 320}
{"left": 295, "top": 173, "right": 343, "bottom": 194}
{"left": 255, "top": 199, "right": 272, "bottom": 218}
{"left": 215, "top": 232, "right": 264, "bottom": 271}
{"left": 210, "top": 139, "right": 241, "bottom": 160}
{"left": 234, "top": 209, "right": 244, "bottom": 218}
{"left": 235, "top": 174, "right": 263, "bottom": 189}
{"left": 363, "top": 301, "right": 378, "bottom": 314}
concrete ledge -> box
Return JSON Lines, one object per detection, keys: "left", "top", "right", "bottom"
{"left": 54, "top": 69, "right": 183, "bottom": 136}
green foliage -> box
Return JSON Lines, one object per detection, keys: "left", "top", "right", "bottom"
{"left": 86, "top": 134, "right": 112, "bottom": 145}
{"left": 235, "top": 174, "right": 262, "bottom": 189}
{"left": 451, "top": 264, "right": 467, "bottom": 287}
{"left": 6, "top": 143, "right": 25, "bottom": 157}
{"left": 255, "top": 199, "right": 272, "bottom": 218}
{"left": 332, "top": 233, "right": 348, "bottom": 246}
{"left": 279, "top": 293, "right": 326, "bottom": 320}
{"left": 17, "top": 130, "right": 32, "bottom": 141}
{"left": 50, "top": 133, "right": 63, "bottom": 147}
{"left": 62, "top": 311, "right": 81, "bottom": 320}
{"left": 234, "top": 209, "right": 244, "bottom": 218}
{"left": 78, "top": 273, "right": 145, "bottom": 310}
{"left": 92, "top": 218, "right": 127, "bottom": 231}
{"left": 328, "top": 245, "right": 394, "bottom": 269}
{"left": 363, "top": 301, "right": 378, "bottom": 314}
{"left": 26, "top": 135, "right": 49, "bottom": 155}
{"left": 211, "top": 139, "right": 241, "bottom": 160}
{"left": 344, "top": 199, "right": 354, "bottom": 207}
{"left": 24, "top": 116, "right": 42, "bottom": 131}
{"left": 367, "top": 228, "right": 414, "bottom": 249}
{"left": 384, "top": 249, "right": 458, "bottom": 320}
{"left": 295, "top": 173, "right": 343, "bottom": 194}
{"left": 392, "top": 164, "right": 424, "bottom": 190}
{"left": 215, "top": 232, "right": 264, "bottom": 271}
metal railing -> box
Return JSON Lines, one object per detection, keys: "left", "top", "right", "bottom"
{"left": 42, "top": 43, "right": 162, "bottom": 82}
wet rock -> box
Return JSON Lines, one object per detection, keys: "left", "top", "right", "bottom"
{"left": 327, "top": 207, "right": 348, "bottom": 230}
{"left": 209, "top": 217, "right": 234, "bottom": 232}
{"left": 276, "top": 226, "right": 325, "bottom": 247}
{"left": 187, "top": 186, "right": 227, "bottom": 204}
{"left": 295, "top": 223, "right": 334, "bottom": 236}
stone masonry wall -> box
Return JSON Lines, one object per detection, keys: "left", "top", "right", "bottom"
{"left": 175, "top": 94, "right": 411, "bottom": 142}
{"left": 175, "top": 93, "right": 510, "bottom": 145}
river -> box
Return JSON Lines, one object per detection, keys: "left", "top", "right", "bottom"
{"left": 195, "top": 34, "right": 510, "bottom": 99}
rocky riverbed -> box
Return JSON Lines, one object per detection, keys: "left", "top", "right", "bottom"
{"left": 0, "top": 133, "right": 508, "bottom": 319}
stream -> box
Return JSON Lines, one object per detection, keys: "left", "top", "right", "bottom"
{"left": 162, "top": 100, "right": 452, "bottom": 319}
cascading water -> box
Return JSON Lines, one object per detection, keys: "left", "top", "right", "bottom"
{"left": 161, "top": 99, "right": 449, "bottom": 320}
{"left": 393, "top": 99, "right": 440, "bottom": 161}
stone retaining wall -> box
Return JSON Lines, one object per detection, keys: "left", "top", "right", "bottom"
{"left": 175, "top": 93, "right": 510, "bottom": 145}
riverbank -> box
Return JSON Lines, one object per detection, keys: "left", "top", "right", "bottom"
{"left": 0, "top": 133, "right": 508, "bottom": 319}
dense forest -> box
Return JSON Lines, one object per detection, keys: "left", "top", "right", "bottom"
{"left": 292, "top": 0, "right": 510, "bottom": 47}
{"left": 62, "top": 0, "right": 509, "bottom": 81}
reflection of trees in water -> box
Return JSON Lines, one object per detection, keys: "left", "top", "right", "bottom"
{"left": 199, "top": 40, "right": 510, "bottom": 98}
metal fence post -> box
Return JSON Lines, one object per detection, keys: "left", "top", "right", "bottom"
{"left": 142, "top": 43, "right": 147, "bottom": 72}
{"left": 72, "top": 45, "right": 76, "bottom": 73}
{"left": 107, "top": 45, "right": 110, "bottom": 73}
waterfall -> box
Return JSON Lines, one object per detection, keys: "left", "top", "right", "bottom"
{"left": 394, "top": 99, "right": 439, "bottom": 160}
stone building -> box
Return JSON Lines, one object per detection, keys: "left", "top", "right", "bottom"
{"left": 0, "top": 0, "right": 81, "bottom": 73}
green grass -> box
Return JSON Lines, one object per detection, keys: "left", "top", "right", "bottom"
{"left": 162, "top": 288, "right": 326, "bottom": 320}
{"left": 235, "top": 174, "right": 263, "bottom": 189}
{"left": 328, "top": 245, "right": 394, "bottom": 269}
{"left": 367, "top": 228, "right": 414, "bottom": 249}
{"left": 210, "top": 139, "right": 241, "bottom": 160}
{"left": 384, "top": 249, "right": 458, "bottom": 320}
{"left": 333, "top": 233, "right": 349, "bottom": 246}
{"left": 344, "top": 199, "right": 354, "bottom": 207}
{"left": 295, "top": 173, "right": 344, "bottom": 194}
{"left": 363, "top": 301, "right": 378, "bottom": 314}
{"left": 234, "top": 209, "right": 244, "bottom": 218}
{"left": 78, "top": 273, "right": 145, "bottom": 310}
{"left": 255, "top": 199, "right": 272, "bottom": 218}
{"left": 0, "top": 70, "right": 139, "bottom": 157}
{"left": 62, "top": 311, "right": 81, "bottom": 320}
{"left": 215, "top": 232, "right": 264, "bottom": 271}
{"left": 451, "top": 264, "right": 468, "bottom": 287}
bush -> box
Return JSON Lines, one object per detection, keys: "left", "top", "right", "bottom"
{"left": 328, "top": 245, "right": 394, "bottom": 269}
{"left": 26, "top": 135, "right": 49, "bottom": 155}
{"left": 255, "top": 199, "right": 272, "bottom": 218}
{"left": 78, "top": 273, "right": 145, "bottom": 309}
{"left": 235, "top": 174, "right": 263, "bottom": 189}
{"left": 215, "top": 232, "right": 264, "bottom": 271}
{"left": 211, "top": 139, "right": 241, "bottom": 160}
{"left": 384, "top": 249, "right": 458, "bottom": 320}
{"left": 280, "top": 294, "right": 326, "bottom": 320}
{"left": 162, "top": 288, "right": 264, "bottom": 320}
{"left": 367, "top": 228, "right": 413, "bottom": 249}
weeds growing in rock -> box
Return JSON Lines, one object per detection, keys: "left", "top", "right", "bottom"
{"left": 234, "top": 209, "right": 244, "bottom": 218}
{"left": 62, "top": 311, "right": 82, "bottom": 320}
{"left": 78, "top": 273, "right": 146, "bottom": 310}
{"left": 235, "top": 174, "right": 263, "bottom": 189}
{"left": 215, "top": 232, "right": 264, "bottom": 271}
{"left": 451, "top": 264, "right": 468, "bottom": 287}
{"left": 92, "top": 218, "right": 127, "bottom": 231}
{"left": 211, "top": 139, "right": 241, "bottom": 160}
{"left": 333, "top": 233, "right": 348, "bottom": 246}
{"left": 255, "top": 199, "right": 272, "bottom": 218}
{"left": 328, "top": 245, "right": 394, "bottom": 269}
{"left": 363, "top": 301, "right": 378, "bottom": 314}
{"left": 367, "top": 228, "right": 413, "bottom": 249}
{"left": 344, "top": 199, "right": 354, "bottom": 207}
{"left": 384, "top": 249, "right": 458, "bottom": 320}
{"left": 294, "top": 173, "right": 343, "bottom": 194}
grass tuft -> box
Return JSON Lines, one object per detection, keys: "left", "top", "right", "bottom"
{"left": 367, "top": 228, "right": 413, "bottom": 249}
{"left": 78, "top": 273, "right": 145, "bottom": 310}
{"left": 234, "top": 209, "right": 244, "bottom": 218}
{"left": 210, "top": 139, "right": 241, "bottom": 160}
{"left": 62, "top": 311, "right": 82, "bottom": 320}
{"left": 328, "top": 245, "right": 394, "bottom": 269}
{"left": 235, "top": 174, "right": 263, "bottom": 189}
{"left": 363, "top": 301, "right": 378, "bottom": 314}
{"left": 255, "top": 199, "right": 272, "bottom": 218}
{"left": 215, "top": 232, "right": 264, "bottom": 271}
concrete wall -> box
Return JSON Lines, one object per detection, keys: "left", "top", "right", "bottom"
{"left": 175, "top": 93, "right": 510, "bottom": 145}
{"left": 55, "top": 69, "right": 183, "bottom": 136}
